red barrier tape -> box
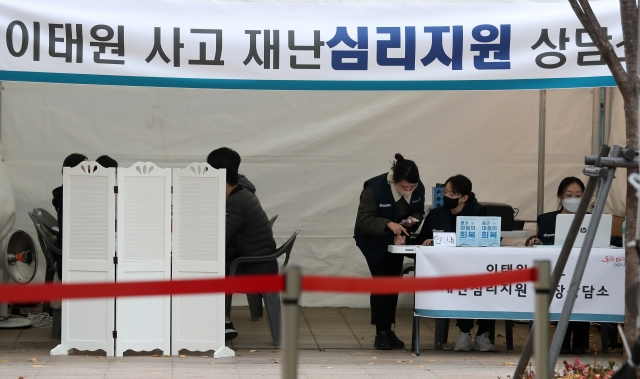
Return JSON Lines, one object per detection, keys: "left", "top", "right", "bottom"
{"left": 0, "top": 275, "right": 285, "bottom": 304}
{"left": 0, "top": 268, "right": 536, "bottom": 303}
{"left": 302, "top": 268, "right": 537, "bottom": 294}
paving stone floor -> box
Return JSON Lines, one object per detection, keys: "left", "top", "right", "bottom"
{"left": 0, "top": 307, "right": 623, "bottom": 379}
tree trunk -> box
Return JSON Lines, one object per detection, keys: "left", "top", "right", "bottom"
{"left": 623, "top": 92, "right": 639, "bottom": 361}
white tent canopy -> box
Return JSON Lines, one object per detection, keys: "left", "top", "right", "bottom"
{"left": 0, "top": 0, "right": 627, "bottom": 307}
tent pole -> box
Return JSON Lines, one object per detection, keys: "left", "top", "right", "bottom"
{"left": 514, "top": 145, "right": 610, "bottom": 379}
{"left": 548, "top": 146, "right": 620, "bottom": 376}
{"left": 537, "top": 89, "right": 546, "bottom": 216}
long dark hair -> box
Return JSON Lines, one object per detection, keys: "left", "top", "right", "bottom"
{"left": 390, "top": 153, "right": 419, "bottom": 184}
{"left": 445, "top": 175, "right": 477, "bottom": 203}
{"left": 556, "top": 176, "right": 585, "bottom": 210}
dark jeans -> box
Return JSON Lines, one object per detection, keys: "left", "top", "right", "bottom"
{"left": 457, "top": 319, "right": 496, "bottom": 341}
{"left": 562, "top": 321, "right": 590, "bottom": 351}
{"left": 54, "top": 253, "right": 63, "bottom": 281}
{"left": 366, "top": 251, "right": 405, "bottom": 326}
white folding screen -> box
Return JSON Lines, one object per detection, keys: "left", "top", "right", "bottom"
{"left": 115, "top": 162, "right": 171, "bottom": 356}
{"left": 171, "top": 163, "right": 229, "bottom": 356}
{"left": 53, "top": 162, "right": 116, "bottom": 356}
{"left": 51, "top": 162, "right": 229, "bottom": 358}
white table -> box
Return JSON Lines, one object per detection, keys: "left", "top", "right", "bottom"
{"left": 389, "top": 245, "right": 624, "bottom": 353}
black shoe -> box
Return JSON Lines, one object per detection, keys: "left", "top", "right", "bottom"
{"left": 387, "top": 330, "right": 405, "bottom": 349}
{"left": 374, "top": 331, "right": 393, "bottom": 350}
{"left": 225, "top": 322, "right": 238, "bottom": 341}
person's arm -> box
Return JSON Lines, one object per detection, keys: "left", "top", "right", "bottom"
{"left": 526, "top": 214, "right": 544, "bottom": 246}
{"left": 414, "top": 211, "right": 434, "bottom": 244}
{"left": 225, "top": 198, "right": 245, "bottom": 261}
{"left": 406, "top": 195, "right": 426, "bottom": 232}
{"left": 356, "top": 186, "right": 392, "bottom": 236}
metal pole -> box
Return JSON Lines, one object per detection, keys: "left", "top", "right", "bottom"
{"left": 537, "top": 89, "right": 547, "bottom": 216}
{"left": 534, "top": 260, "right": 551, "bottom": 379}
{"left": 548, "top": 146, "right": 620, "bottom": 377}
{"left": 281, "top": 265, "right": 301, "bottom": 379}
{"left": 514, "top": 145, "right": 610, "bottom": 379}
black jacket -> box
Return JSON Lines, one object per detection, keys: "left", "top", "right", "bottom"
{"left": 415, "top": 201, "right": 487, "bottom": 244}
{"left": 536, "top": 210, "right": 561, "bottom": 245}
{"left": 226, "top": 186, "right": 277, "bottom": 274}
{"left": 354, "top": 173, "right": 425, "bottom": 264}
{"left": 52, "top": 186, "right": 63, "bottom": 248}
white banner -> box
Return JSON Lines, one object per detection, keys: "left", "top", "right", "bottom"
{"left": 415, "top": 246, "right": 624, "bottom": 323}
{"left": 0, "top": 0, "right": 622, "bottom": 90}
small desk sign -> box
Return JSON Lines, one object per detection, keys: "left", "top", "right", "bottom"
{"left": 456, "top": 216, "right": 501, "bottom": 247}
{"left": 433, "top": 232, "right": 457, "bottom": 247}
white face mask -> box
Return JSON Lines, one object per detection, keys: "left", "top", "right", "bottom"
{"left": 396, "top": 185, "right": 414, "bottom": 198}
{"left": 562, "top": 198, "right": 581, "bottom": 213}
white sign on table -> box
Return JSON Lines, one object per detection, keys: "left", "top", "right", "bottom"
{"left": 433, "top": 232, "right": 456, "bottom": 247}
{"left": 414, "top": 246, "right": 624, "bottom": 323}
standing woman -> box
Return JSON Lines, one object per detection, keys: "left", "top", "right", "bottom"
{"left": 415, "top": 174, "right": 496, "bottom": 352}
{"left": 527, "top": 176, "right": 589, "bottom": 354}
{"left": 354, "top": 153, "right": 425, "bottom": 350}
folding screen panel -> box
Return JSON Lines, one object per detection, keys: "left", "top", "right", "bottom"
{"left": 52, "top": 162, "right": 115, "bottom": 356}
{"left": 115, "top": 162, "right": 171, "bottom": 356}
{"left": 171, "top": 163, "right": 230, "bottom": 357}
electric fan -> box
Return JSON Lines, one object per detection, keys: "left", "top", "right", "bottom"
{"left": 0, "top": 230, "right": 38, "bottom": 328}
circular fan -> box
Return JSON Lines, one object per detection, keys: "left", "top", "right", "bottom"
{"left": 4, "top": 230, "right": 37, "bottom": 284}
{"left": 0, "top": 230, "right": 38, "bottom": 328}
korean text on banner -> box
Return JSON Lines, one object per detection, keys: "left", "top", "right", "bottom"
{"left": 0, "top": 0, "right": 622, "bottom": 90}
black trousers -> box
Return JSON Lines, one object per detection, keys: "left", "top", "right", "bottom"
{"left": 366, "top": 251, "right": 405, "bottom": 326}
{"left": 562, "top": 321, "right": 590, "bottom": 350}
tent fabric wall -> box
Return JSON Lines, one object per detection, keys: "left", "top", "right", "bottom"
{"left": 0, "top": 81, "right": 604, "bottom": 307}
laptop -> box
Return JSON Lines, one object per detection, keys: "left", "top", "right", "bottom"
{"left": 554, "top": 214, "right": 612, "bottom": 248}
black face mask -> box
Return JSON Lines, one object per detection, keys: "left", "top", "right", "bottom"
{"left": 442, "top": 196, "right": 460, "bottom": 210}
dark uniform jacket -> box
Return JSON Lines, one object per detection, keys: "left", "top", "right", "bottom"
{"left": 415, "top": 201, "right": 487, "bottom": 244}
{"left": 536, "top": 210, "right": 562, "bottom": 245}
{"left": 226, "top": 186, "right": 277, "bottom": 273}
{"left": 354, "top": 173, "right": 425, "bottom": 264}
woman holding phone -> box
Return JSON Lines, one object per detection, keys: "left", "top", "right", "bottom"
{"left": 354, "top": 153, "right": 425, "bottom": 350}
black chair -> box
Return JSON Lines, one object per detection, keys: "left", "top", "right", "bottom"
{"left": 34, "top": 223, "right": 62, "bottom": 339}
{"left": 28, "top": 210, "right": 59, "bottom": 286}
{"left": 31, "top": 208, "right": 60, "bottom": 237}
{"left": 268, "top": 215, "right": 279, "bottom": 229}
{"left": 245, "top": 214, "right": 280, "bottom": 320}
{"left": 226, "top": 230, "right": 301, "bottom": 347}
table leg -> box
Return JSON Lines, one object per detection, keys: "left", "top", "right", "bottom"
{"left": 506, "top": 320, "right": 514, "bottom": 350}
{"left": 415, "top": 315, "right": 420, "bottom": 356}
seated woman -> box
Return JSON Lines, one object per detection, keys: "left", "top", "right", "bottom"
{"left": 415, "top": 174, "right": 495, "bottom": 352}
{"left": 527, "top": 176, "right": 589, "bottom": 354}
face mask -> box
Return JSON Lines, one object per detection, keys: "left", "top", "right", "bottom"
{"left": 562, "top": 198, "right": 581, "bottom": 213}
{"left": 396, "top": 185, "right": 414, "bottom": 198}
{"left": 443, "top": 195, "right": 460, "bottom": 210}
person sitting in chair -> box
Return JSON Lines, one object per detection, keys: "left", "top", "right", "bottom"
{"left": 51, "top": 153, "right": 88, "bottom": 280}
{"left": 208, "top": 159, "right": 277, "bottom": 341}
{"left": 207, "top": 147, "right": 256, "bottom": 194}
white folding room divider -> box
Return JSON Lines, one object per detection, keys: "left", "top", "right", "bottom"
{"left": 52, "top": 161, "right": 116, "bottom": 356}
{"left": 115, "top": 162, "right": 171, "bottom": 356}
{"left": 171, "top": 163, "right": 232, "bottom": 357}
